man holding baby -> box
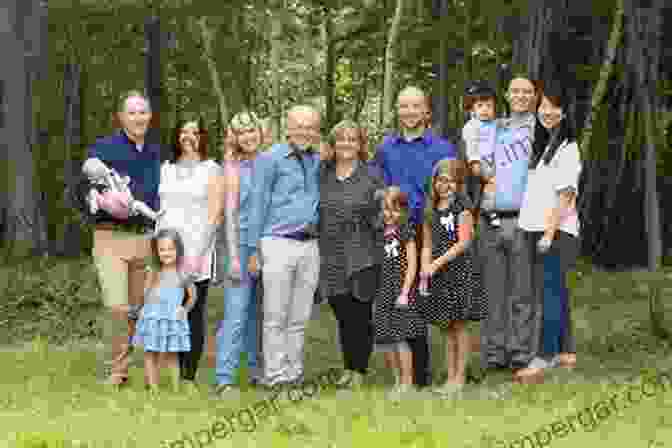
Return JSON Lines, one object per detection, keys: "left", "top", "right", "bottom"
{"left": 86, "top": 90, "right": 161, "bottom": 387}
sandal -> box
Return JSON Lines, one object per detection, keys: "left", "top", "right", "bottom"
{"left": 558, "top": 353, "right": 576, "bottom": 369}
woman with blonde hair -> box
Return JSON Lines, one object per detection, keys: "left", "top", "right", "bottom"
{"left": 214, "top": 111, "right": 264, "bottom": 396}
{"left": 319, "top": 119, "right": 385, "bottom": 389}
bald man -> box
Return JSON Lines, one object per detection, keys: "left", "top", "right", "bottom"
{"left": 372, "top": 86, "right": 458, "bottom": 388}
{"left": 246, "top": 105, "right": 322, "bottom": 388}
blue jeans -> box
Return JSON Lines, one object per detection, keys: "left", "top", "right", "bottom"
{"left": 542, "top": 252, "right": 566, "bottom": 355}
{"left": 540, "top": 231, "right": 578, "bottom": 356}
{"left": 215, "top": 245, "right": 259, "bottom": 386}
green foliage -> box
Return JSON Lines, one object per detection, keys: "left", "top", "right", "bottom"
{"left": 0, "top": 257, "right": 101, "bottom": 345}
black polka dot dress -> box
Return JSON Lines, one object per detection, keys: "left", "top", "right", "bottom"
{"left": 418, "top": 194, "right": 488, "bottom": 328}
{"left": 373, "top": 223, "right": 427, "bottom": 345}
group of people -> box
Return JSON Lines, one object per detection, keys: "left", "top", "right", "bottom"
{"left": 86, "top": 72, "right": 582, "bottom": 400}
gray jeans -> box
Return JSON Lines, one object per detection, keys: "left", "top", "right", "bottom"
{"left": 478, "top": 216, "right": 540, "bottom": 369}
{"left": 259, "top": 237, "right": 320, "bottom": 385}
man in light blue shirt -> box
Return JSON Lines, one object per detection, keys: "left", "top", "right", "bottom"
{"left": 246, "top": 105, "right": 321, "bottom": 387}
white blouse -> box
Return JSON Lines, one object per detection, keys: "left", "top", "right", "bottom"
{"left": 518, "top": 140, "right": 582, "bottom": 237}
{"left": 156, "top": 159, "right": 221, "bottom": 282}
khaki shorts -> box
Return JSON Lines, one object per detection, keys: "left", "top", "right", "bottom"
{"left": 92, "top": 229, "right": 152, "bottom": 308}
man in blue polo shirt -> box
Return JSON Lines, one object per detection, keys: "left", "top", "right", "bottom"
{"left": 86, "top": 90, "right": 161, "bottom": 387}
{"left": 372, "top": 86, "right": 458, "bottom": 388}
{"left": 246, "top": 104, "right": 321, "bottom": 388}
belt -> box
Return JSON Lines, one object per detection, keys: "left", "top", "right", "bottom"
{"left": 95, "top": 222, "right": 152, "bottom": 235}
{"left": 282, "top": 230, "right": 317, "bottom": 241}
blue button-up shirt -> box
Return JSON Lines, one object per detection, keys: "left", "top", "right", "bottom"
{"left": 245, "top": 143, "right": 320, "bottom": 250}
{"left": 86, "top": 131, "right": 161, "bottom": 225}
{"left": 372, "top": 129, "right": 457, "bottom": 225}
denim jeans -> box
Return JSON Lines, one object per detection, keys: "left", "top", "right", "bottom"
{"left": 539, "top": 231, "right": 578, "bottom": 356}
{"left": 215, "top": 244, "right": 259, "bottom": 386}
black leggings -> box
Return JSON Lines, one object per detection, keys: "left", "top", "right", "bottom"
{"left": 329, "top": 294, "right": 374, "bottom": 374}
{"left": 179, "top": 279, "right": 209, "bottom": 381}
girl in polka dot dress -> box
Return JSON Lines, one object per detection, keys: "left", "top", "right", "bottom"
{"left": 419, "top": 159, "right": 487, "bottom": 397}
{"left": 373, "top": 186, "right": 427, "bottom": 400}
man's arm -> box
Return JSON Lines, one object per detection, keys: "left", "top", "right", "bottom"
{"left": 245, "top": 151, "right": 276, "bottom": 253}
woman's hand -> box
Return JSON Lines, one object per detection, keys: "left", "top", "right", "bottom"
{"left": 228, "top": 256, "right": 242, "bottom": 280}
{"left": 176, "top": 305, "right": 188, "bottom": 321}
{"left": 421, "top": 261, "right": 437, "bottom": 277}
{"left": 248, "top": 254, "right": 259, "bottom": 277}
{"left": 537, "top": 235, "right": 553, "bottom": 254}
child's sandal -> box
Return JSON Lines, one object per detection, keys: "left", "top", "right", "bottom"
{"left": 558, "top": 353, "right": 576, "bottom": 369}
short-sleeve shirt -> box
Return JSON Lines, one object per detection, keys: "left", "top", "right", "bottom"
{"left": 518, "top": 139, "right": 582, "bottom": 236}
{"left": 373, "top": 129, "right": 457, "bottom": 225}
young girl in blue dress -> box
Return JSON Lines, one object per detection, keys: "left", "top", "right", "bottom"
{"left": 419, "top": 159, "right": 487, "bottom": 397}
{"left": 133, "top": 228, "right": 195, "bottom": 394}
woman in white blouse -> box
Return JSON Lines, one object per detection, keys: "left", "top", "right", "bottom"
{"left": 516, "top": 84, "right": 582, "bottom": 379}
{"left": 156, "top": 115, "right": 240, "bottom": 391}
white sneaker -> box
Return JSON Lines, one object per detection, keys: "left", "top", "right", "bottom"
{"left": 527, "top": 357, "right": 552, "bottom": 370}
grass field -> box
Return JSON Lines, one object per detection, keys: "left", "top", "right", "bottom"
{"left": 1, "top": 258, "right": 671, "bottom": 447}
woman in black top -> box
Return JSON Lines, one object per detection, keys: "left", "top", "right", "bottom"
{"left": 319, "top": 120, "right": 385, "bottom": 389}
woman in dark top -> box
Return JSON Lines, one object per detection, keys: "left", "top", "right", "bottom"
{"left": 319, "top": 119, "right": 385, "bottom": 389}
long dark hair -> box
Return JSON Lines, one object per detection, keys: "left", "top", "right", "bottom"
{"left": 530, "top": 86, "right": 577, "bottom": 169}
{"left": 170, "top": 114, "right": 210, "bottom": 162}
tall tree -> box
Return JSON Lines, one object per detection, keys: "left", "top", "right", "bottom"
{"left": 509, "top": 0, "right": 668, "bottom": 269}
{"left": 0, "top": 0, "right": 44, "bottom": 258}
{"left": 381, "top": 0, "right": 405, "bottom": 129}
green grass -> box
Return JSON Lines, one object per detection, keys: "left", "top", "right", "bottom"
{"left": 1, "top": 258, "right": 672, "bottom": 447}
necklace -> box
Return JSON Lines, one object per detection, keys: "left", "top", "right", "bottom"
{"left": 175, "top": 159, "right": 200, "bottom": 180}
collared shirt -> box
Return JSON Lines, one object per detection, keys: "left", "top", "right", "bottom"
{"left": 319, "top": 159, "right": 385, "bottom": 300}
{"left": 86, "top": 131, "right": 161, "bottom": 225}
{"left": 372, "top": 128, "right": 457, "bottom": 225}
{"left": 245, "top": 142, "right": 320, "bottom": 250}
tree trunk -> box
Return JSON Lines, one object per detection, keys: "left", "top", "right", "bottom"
{"left": 269, "top": 3, "right": 283, "bottom": 141}
{"left": 579, "top": 0, "right": 624, "bottom": 158}
{"left": 196, "top": 16, "right": 231, "bottom": 149}
{"left": 0, "top": 0, "right": 41, "bottom": 260}
{"left": 61, "top": 63, "right": 83, "bottom": 257}
{"left": 145, "top": 16, "right": 166, "bottom": 156}
{"left": 382, "top": 0, "right": 405, "bottom": 130}
{"left": 511, "top": 0, "right": 667, "bottom": 269}
{"left": 323, "top": 7, "right": 336, "bottom": 131}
